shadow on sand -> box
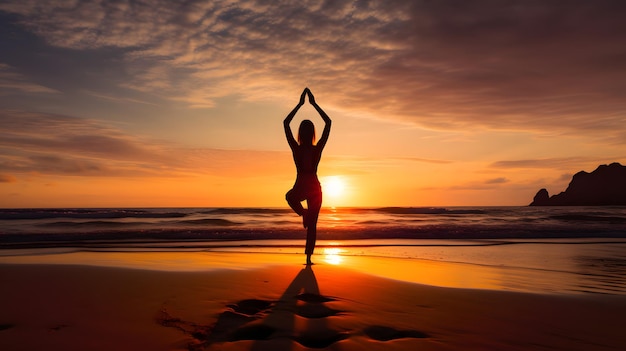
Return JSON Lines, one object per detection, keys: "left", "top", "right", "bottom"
{"left": 157, "top": 265, "right": 428, "bottom": 350}
{"left": 244, "top": 265, "right": 348, "bottom": 350}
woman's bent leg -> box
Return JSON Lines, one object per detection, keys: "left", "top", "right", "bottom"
{"left": 286, "top": 189, "right": 305, "bottom": 216}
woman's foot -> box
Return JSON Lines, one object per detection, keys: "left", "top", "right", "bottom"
{"left": 306, "top": 254, "right": 313, "bottom": 265}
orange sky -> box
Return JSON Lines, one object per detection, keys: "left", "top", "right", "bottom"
{"left": 1, "top": 1, "right": 625, "bottom": 208}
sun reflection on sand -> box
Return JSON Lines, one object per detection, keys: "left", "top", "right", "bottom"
{"left": 323, "top": 247, "right": 345, "bottom": 265}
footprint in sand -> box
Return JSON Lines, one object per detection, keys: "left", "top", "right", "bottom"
{"left": 226, "top": 299, "right": 274, "bottom": 316}
{"left": 293, "top": 330, "right": 350, "bottom": 348}
{"left": 157, "top": 298, "right": 277, "bottom": 345}
{"left": 0, "top": 324, "right": 15, "bottom": 332}
{"left": 293, "top": 292, "right": 344, "bottom": 319}
{"left": 48, "top": 324, "right": 69, "bottom": 332}
{"left": 363, "top": 325, "right": 429, "bottom": 341}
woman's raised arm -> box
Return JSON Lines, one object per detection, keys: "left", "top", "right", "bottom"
{"left": 284, "top": 88, "right": 307, "bottom": 150}
{"left": 307, "top": 89, "right": 332, "bottom": 149}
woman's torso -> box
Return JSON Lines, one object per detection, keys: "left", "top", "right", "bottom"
{"left": 293, "top": 145, "right": 321, "bottom": 176}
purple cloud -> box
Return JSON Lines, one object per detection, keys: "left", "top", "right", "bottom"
{"left": 1, "top": 0, "right": 625, "bottom": 139}
{"left": 0, "top": 64, "right": 58, "bottom": 94}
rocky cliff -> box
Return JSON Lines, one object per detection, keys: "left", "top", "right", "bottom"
{"left": 530, "top": 162, "right": 626, "bottom": 206}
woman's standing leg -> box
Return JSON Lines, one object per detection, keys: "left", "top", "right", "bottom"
{"left": 304, "top": 192, "right": 322, "bottom": 264}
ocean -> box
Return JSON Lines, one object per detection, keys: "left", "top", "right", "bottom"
{"left": 1, "top": 206, "right": 626, "bottom": 295}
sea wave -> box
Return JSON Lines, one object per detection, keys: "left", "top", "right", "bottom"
{"left": 2, "top": 206, "right": 626, "bottom": 250}
{"left": 0, "top": 209, "right": 188, "bottom": 220}
{"left": 175, "top": 218, "right": 241, "bottom": 226}
{"left": 549, "top": 214, "right": 626, "bottom": 223}
{"left": 377, "top": 207, "right": 486, "bottom": 215}
{"left": 39, "top": 221, "right": 152, "bottom": 228}
{"left": 202, "top": 208, "right": 291, "bottom": 215}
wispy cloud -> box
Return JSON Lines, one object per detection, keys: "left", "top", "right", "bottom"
{"left": 0, "top": 63, "right": 58, "bottom": 94}
{"left": 0, "top": 110, "right": 289, "bottom": 179}
{"left": 82, "top": 90, "right": 157, "bottom": 106}
{"left": 321, "top": 154, "right": 452, "bottom": 176}
{"left": 485, "top": 177, "right": 509, "bottom": 184}
{"left": 2, "top": 0, "right": 625, "bottom": 138}
{"left": 489, "top": 157, "right": 618, "bottom": 170}
{"left": 395, "top": 157, "right": 453, "bottom": 164}
{"left": 0, "top": 173, "right": 16, "bottom": 183}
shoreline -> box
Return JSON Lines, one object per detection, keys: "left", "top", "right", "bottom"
{"left": 1, "top": 261, "right": 625, "bottom": 350}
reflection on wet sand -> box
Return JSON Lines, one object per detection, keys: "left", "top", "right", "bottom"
{"left": 2, "top": 240, "right": 626, "bottom": 295}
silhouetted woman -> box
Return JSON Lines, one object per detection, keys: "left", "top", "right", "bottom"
{"left": 284, "top": 88, "right": 332, "bottom": 265}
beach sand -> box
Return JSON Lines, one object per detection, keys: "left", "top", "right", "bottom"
{"left": 1, "top": 254, "right": 625, "bottom": 351}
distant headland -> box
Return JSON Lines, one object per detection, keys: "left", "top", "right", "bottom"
{"left": 530, "top": 162, "right": 626, "bottom": 206}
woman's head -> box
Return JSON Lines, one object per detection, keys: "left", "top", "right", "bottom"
{"left": 297, "top": 120, "right": 316, "bottom": 145}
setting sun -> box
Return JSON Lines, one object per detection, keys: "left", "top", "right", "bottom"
{"left": 322, "top": 176, "right": 346, "bottom": 198}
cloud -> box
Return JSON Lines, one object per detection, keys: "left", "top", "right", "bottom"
{"left": 0, "top": 110, "right": 173, "bottom": 177}
{"left": 489, "top": 157, "right": 620, "bottom": 170}
{"left": 82, "top": 90, "right": 157, "bottom": 106}
{"left": 0, "top": 110, "right": 290, "bottom": 178}
{"left": 0, "top": 173, "right": 16, "bottom": 182}
{"left": 485, "top": 177, "right": 508, "bottom": 184}
{"left": 0, "top": 63, "right": 58, "bottom": 94}
{"left": 395, "top": 157, "right": 453, "bottom": 164}
{"left": 446, "top": 176, "right": 511, "bottom": 190}
{"left": 1, "top": 0, "right": 625, "bottom": 139}
{"left": 449, "top": 183, "right": 501, "bottom": 191}
{"left": 320, "top": 154, "right": 452, "bottom": 176}
{"left": 558, "top": 173, "right": 572, "bottom": 181}
{"left": 0, "top": 110, "right": 161, "bottom": 161}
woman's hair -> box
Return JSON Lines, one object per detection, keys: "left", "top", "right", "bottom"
{"left": 297, "top": 120, "right": 316, "bottom": 145}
